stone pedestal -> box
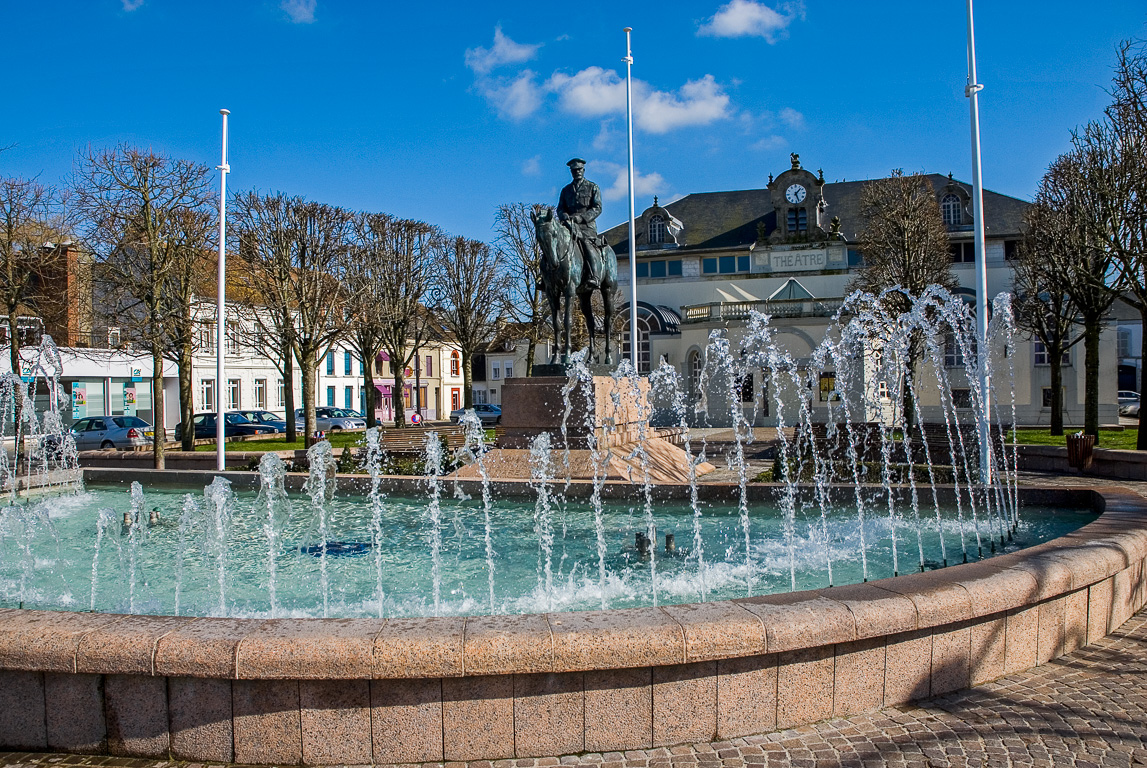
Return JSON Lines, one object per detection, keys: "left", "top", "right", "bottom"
{"left": 498, "top": 376, "right": 651, "bottom": 450}
{"left": 458, "top": 375, "right": 715, "bottom": 483}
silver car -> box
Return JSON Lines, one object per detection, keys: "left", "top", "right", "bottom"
{"left": 294, "top": 407, "right": 367, "bottom": 431}
{"left": 69, "top": 415, "right": 154, "bottom": 450}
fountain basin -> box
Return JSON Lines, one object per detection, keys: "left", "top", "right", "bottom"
{"left": 0, "top": 477, "right": 1144, "bottom": 764}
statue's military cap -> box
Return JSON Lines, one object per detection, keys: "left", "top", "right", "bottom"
{"left": 566, "top": 157, "right": 587, "bottom": 168}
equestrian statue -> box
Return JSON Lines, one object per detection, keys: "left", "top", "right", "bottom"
{"left": 531, "top": 158, "right": 619, "bottom": 366}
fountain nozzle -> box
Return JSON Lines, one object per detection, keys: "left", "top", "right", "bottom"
{"left": 665, "top": 533, "right": 676, "bottom": 554}
{"left": 635, "top": 531, "right": 650, "bottom": 556}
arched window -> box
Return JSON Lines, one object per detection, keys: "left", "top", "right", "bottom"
{"left": 648, "top": 215, "right": 666, "bottom": 244}
{"left": 687, "top": 350, "right": 703, "bottom": 402}
{"left": 621, "top": 311, "right": 654, "bottom": 374}
{"left": 942, "top": 194, "right": 962, "bottom": 227}
{"left": 450, "top": 350, "right": 460, "bottom": 377}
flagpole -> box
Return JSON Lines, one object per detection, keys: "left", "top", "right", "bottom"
{"left": 964, "top": 2, "right": 990, "bottom": 485}
{"left": 624, "top": 27, "right": 638, "bottom": 370}
{"left": 216, "top": 109, "right": 230, "bottom": 472}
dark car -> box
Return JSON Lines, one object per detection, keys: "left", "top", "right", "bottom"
{"left": 176, "top": 412, "right": 277, "bottom": 440}
{"left": 449, "top": 403, "right": 502, "bottom": 426}
{"left": 232, "top": 410, "right": 289, "bottom": 433}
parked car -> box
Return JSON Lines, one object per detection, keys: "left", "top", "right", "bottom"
{"left": 176, "top": 413, "right": 278, "bottom": 440}
{"left": 293, "top": 407, "right": 367, "bottom": 431}
{"left": 449, "top": 403, "right": 502, "bottom": 426}
{"left": 69, "top": 415, "right": 154, "bottom": 450}
{"left": 1119, "top": 391, "right": 1140, "bottom": 417}
{"left": 232, "top": 410, "right": 289, "bottom": 433}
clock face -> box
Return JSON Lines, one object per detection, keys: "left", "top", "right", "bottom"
{"left": 785, "top": 184, "right": 807, "bottom": 204}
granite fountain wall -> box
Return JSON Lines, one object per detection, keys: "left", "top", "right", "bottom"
{"left": 0, "top": 479, "right": 1144, "bottom": 764}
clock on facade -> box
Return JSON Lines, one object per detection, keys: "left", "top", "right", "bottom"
{"left": 785, "top": 184, "right": 806, "bottom": 204}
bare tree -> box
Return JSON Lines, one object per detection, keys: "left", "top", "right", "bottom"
{"left": 373, "top": 217, "right": 437, "bottom": 428}
{"left": 231, "top": 191, "right": 300, "bottom": 443}
{"left": 341, "top": 212, "right": 396, "bottom": 428}
{"left": 436, "top": 236, "right": 506, "bottom": 408}
{"left": 231, "top": 193, "right": 348, "bottom": 446}
{"left": 1014, "top": 203, "right": 1083, "bottom": 436}
{"left": 850, "top": 170, "right": 956, "bottom": 428}
{"left": 1076, "top": 40, "right": 1147, "bottom": 446}
{"left": 493, "top": 203, "right": 548, "bottom": 376}
{"left": 0, "top": 176, "right": 69, "bottom": 456}
{"left": 72, "top": 145, "right": 214, "bottom": 468}
{"left": 162, "top": 208, "right": 215, "bottom": 451}
{"left": 1031, "top": 149, "right": 1121, "bottom": 437}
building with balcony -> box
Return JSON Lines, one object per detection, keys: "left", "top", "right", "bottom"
{"left": 602, "top": 155, "right": 1118, "bottom": 427}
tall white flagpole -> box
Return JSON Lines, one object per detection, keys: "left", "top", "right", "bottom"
{"left": 216, "top": 109, "right": 230, "bottom": 472}
{"left": 965, "top": 1, "right": 990, "bottom": 485}
{"left": 624, "top": 28, "right": 638, "bottom": 370}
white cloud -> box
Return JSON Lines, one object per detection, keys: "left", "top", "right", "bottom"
{"left": 637, "top": 75, "right": 730, "bottom": 134}
{"left": 593, "top": 120, "right": 620, "bottom": 151}
{"left": 477, "top": 70, "right": 543, "bottom": 120}
{"left": 546, "top": 68, "right": 731, "bottom": 134}
{"left": 750, "top": 135, "right": 787, "bottom": 152}
{"left": 522, "top": 155, "right": 541, "bottom": 176}
{"left": 121, "top": 0, "right": 144, "bottom": 10}
{"left": 546, "top": 67, "right": 627, "bottom": 118}
{"left": 593, "top": 161, "right": 666, "bottom": 203}
{"left": 779, "top": 107, "right": 805, "bottom": 130}
{"left": 281, "top": 0, "right": 316, "bottom": 23}
{"left": 465, "top": 27, "right": 541, "bottom": 75}
{"left": 698, "top": 0, "right": 803, "bottom": 42}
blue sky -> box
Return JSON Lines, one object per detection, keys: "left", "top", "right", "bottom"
{"left": 2, "top": 1, "right": 1144, "bottom": 241}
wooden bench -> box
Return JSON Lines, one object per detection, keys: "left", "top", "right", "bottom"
{"left": 371, "top": 425, "right": 467, "bottom": 455}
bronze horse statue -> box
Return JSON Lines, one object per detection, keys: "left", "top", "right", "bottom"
{"left": 532, "top": 207, "right": 618, "bottom": 365}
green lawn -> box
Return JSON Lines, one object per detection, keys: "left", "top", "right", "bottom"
{"left": 1011, "top": 427, "right": 1140, "bottom": 450}
{"left": 192, "top": 431, "right": 367, "bottom": 452}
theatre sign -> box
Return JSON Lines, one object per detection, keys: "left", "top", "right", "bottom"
{"left": 768, "top": 248, "right": 827, "bottom": 272}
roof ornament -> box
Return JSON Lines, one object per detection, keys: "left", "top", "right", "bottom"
{"left": 653, "top": 195, "right": 659, "bottom": 207}
{"left": 948, "top": 171, "right": 954, "bottom": 181}
{"left": 768, "top": 173, "right": 773, "bottom": 184}
{"left": 817, "top": 168, "right": 825, "bottom": 185}
{"left": 790, "top": 152, "right": 800, "bottom": 170}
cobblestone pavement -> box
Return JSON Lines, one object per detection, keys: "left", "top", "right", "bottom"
{"left": 0, "top": 607, "right": 1145, "bottom": 768}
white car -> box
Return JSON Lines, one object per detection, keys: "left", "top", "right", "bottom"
{"left": 1119, "top": 391, "right": 1140, "bottom": 418}
{"left": 294, "top": 407, "right": 367, "bottom": 431}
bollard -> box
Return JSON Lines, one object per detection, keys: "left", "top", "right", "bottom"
{"left": 665, "top": 532, "right": 676, "bottom": 554}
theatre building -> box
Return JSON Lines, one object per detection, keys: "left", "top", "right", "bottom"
{"left": 602, "top": 155, "right": 1118, "bottom": 427}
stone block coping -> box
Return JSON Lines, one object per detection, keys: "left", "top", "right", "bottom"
{"left": 0, "top": 482, "right": 1144, "bottom": 763}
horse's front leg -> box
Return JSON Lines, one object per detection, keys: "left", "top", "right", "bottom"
{"left": 562, "top": 293, "right": 573, "bottom": 364}
{"left": 602, "top": 288, "right": 614, "bottom": 365}
{"left": 549, "top": 297, "right": 561, "bottom": 365}
{"left": 580, "top": 291, "right": 596, "bottom": 363}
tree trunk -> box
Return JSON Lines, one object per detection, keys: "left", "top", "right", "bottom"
{"left": 391, "top": 358, "right": 406, "bottom": 428}
{"left": 1084, "top": 318, "right": 1101, "bottom": 438}
{"left": 1139, "top": 311, "right": 1147, "bottom": 450}
{"left": 462, "top": 351, "right": 473, "bottom": 408}
{"left": 151, "top": 345, "right": 165, "bottom": 469}
{"left": 526, "top": 338, "right": 536, "bottom": 377}
{"left": 363, "top": 356, "right": 377, "bottom": 429}
{"left": 1049, "top": 347, "right": 1065, "bottom": 436}
{"left": 8, "top": 309, "right": 23, "bottom": 470}
{"left": 300, "top": 349, "right": 317, "bottom": 448}
{"left": 282, "top": 342, "right": 297, "bottom": 444}
{"left": 178, "top": 343, "right": 195, "bottom": 451}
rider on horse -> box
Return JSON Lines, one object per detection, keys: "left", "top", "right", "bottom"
{"left": 556, "top": 158, "right": 603, "bottom": 291}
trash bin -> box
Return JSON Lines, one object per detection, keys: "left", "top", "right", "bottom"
{"left": 1066, "top": 432, "right": 1096, "bottom": 470}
